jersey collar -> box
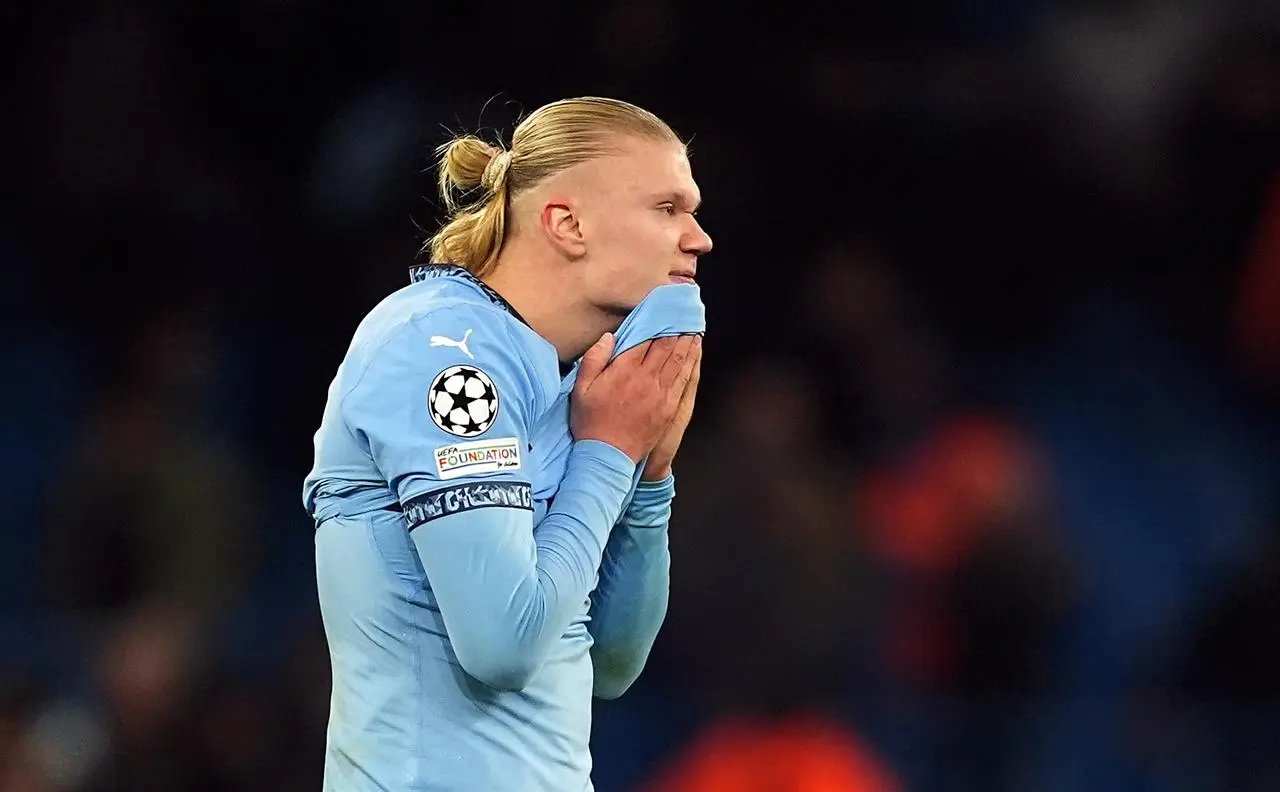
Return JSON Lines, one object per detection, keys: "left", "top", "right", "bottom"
{"left": 409, "top": 264, "right": 532, "bottom": 327}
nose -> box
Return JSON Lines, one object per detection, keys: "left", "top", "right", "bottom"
{"left": 682, "top": 217, "right": 713, "bottom": 256}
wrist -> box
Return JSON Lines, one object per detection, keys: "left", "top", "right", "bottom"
{"left": 573, "top": 438, "right": 642, "bottom": 473}
{"left": 625, "top": 473, "right": 675, "bottom": 527}
{"left": 575, "top": 435, "right": 643, "bottom": 465}
{"left": 640, "top": 460, "right": 673, "bottom": 482}
{"left": 636, "top": 472, "right": 675, "bottom": 490}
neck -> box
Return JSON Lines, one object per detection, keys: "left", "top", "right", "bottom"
{"left": 482, "top": 242, "right": 620, "bottom": 365}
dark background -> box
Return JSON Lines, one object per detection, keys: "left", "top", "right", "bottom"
{"left": 3, "top": 1, "right": 1280, "bottom": 790}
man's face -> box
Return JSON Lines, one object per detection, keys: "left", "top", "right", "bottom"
{"left": 573, "top": 137, "right": 712, "bottom": 315}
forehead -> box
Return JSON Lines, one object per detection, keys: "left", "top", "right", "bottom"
{"left": 581, "top": 136, "right": 698, "bottom": 201}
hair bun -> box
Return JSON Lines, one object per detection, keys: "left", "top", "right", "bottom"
{"left": 481, "top": 150, "right": 512, "bottom": 193}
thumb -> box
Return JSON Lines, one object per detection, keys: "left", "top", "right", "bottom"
{"left": 574, "top": 332, "right": 614, "bottom": 392}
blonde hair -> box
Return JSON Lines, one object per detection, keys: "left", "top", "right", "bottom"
{"left": 425, "top": 97, "right": 682, "bottom": 278}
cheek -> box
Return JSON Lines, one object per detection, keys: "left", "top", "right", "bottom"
{"left": 597, "top": 224, "right": 658, "bottom": 273}
{"left": 588, "top": 218, "right": 671, "bottom": 297}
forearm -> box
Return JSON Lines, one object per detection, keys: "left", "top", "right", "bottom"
{"left": 588, "top": 475, "right": 674, "bottom": 699}
{"left": 411, "top": 441, "right": 635, "bottom": 690}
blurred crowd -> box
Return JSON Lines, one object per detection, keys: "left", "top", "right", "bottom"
{"left": 3, "top": 0, "right": 1280, "bottom": 790}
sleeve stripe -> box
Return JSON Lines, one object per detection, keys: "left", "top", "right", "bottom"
{"left": 400, "top": 482, "right": 533, "bottom": 531}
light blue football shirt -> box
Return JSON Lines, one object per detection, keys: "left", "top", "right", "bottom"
{"left": 303, "top": 265, "right": 705, "bottom": 791}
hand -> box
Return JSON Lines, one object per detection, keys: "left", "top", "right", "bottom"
{"left": 571, "top": 334, "right": 698, "bottom": 465}
{"left": 642, "top": 335, "right": 702, "bottom": 481}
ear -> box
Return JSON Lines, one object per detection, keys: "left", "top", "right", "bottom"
{"left": 540, "top": 199, "right": 587, "bottom": 258}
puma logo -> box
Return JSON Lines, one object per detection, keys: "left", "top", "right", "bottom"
{"left": 429, "top": 328, "right": 474, "bottom": 359}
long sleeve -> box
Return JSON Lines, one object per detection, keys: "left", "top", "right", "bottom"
{"left": 323, "top": 305, "right": 642, "bottom": 692}
{"left": 588, "top": 474, "right": 674, "bottom": 699}
{"left": 410, "top": 440, "right": 636, "bottom": 691}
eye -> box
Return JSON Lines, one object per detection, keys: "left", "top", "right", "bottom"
{"left": 658, "top": 203, "right": 677, "bottom": 216}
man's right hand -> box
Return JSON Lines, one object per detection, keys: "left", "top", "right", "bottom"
{"left": 570, "top": 333, "right": 698, "bottom": 464}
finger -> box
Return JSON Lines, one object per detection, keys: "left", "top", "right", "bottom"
{"left": 658, "top": 335, "right": 696, "bottom": 389}
{"left": 686, "top": 340, "right": 702, "bottom": 392}
{"left": 676, "top": 338, "right": 701, "bottom": 400}
{"left": 679, "top": 341, "right": 700, "bottom": 400}
{"left": 642, "top": 336, "right": 679, "bottom": 367}
{"left": 664, "top": 345, "right": 701, "bottom": 426}
{"left": 612, "top": 339, "right": 653, "bottom": 368}
{"left": 669, "top": 361, "right": 700, "bottom": 421}
{"left": 573, "top": 332, "right": 614, "bottom": 394}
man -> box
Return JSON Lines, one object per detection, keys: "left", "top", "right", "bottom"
{"left": 303, "top": 96, "right": 711, "bottom": 791}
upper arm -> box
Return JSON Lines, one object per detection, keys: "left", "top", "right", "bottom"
{"left": 342, "top": 307, "right": 539, "bottom": 527}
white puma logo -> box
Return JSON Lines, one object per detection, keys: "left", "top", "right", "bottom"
{"left": 430, "top": 328, "right": 474, "bottom": 359}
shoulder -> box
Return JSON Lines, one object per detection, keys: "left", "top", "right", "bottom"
{"left": 341, "top": 290, "right": 552, "bottom": 426}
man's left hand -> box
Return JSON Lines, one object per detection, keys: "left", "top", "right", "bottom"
{"left": 641, "top": 335, "right": 702, "bottom": 481}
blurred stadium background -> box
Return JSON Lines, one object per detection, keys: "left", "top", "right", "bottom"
{"left": 3, "top": 1, "right": 1280, "bottom": 790}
